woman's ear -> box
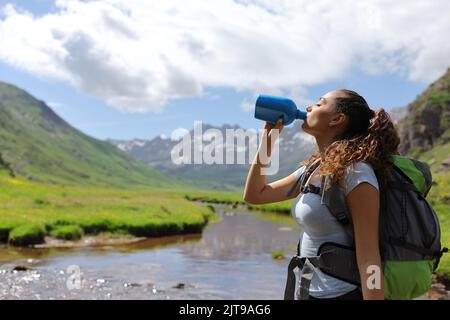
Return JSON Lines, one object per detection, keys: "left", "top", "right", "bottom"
{"left": 329, "top": 113, "right": 347, "bottom": 128}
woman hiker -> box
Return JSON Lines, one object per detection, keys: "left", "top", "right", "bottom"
{"left": 243, "top": 89, "right": 400, "bottom": 300}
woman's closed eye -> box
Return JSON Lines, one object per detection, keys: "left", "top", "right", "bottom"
{"left": 316, "top": 97, "right": 326, "bottom": 106}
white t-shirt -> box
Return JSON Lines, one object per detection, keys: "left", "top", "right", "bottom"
{"left": 290, "top": 161, "right": 379, "bottom": 299}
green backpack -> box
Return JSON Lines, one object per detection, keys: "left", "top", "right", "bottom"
{"left": 284, "top": 155, "right": 448, "bottom": 300}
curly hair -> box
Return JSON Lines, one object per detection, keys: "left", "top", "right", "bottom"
{"left": 301, "top": 89, "right": 400, "bottom": 191}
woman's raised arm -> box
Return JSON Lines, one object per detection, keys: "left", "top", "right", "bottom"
{"left": 243, "top": 119, "right": 301, "bottom": 204}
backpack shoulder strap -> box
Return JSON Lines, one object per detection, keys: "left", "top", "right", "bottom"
{"left": 286, "top": 158, "right": 321, "bottom": 198}
{"left": 321, "top": 175, "right": 354, "bottom": 239}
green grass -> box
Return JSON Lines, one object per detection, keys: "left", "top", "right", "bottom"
{"left": 49, "top": 225, "right": 84, "bottom": 241}
{"left": 8, "top": 224, "right": 46, "bottom": 246}
{"left": 414, "top": 144, "right": 450, "bottom": 172}
{"left": 184, "top": 191, "right": 246, "bottom": 204}
{"left": 183, "top": 189, "right": 294, "bottom": 213}
{"left": 0, "top": 171, "right": 216, "bottom": 246}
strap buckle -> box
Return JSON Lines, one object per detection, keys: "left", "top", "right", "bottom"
{"left": 301, "top": 184, "right": 321, "bottom": 195}
{"left": 335, "top": 211, "right": 350, "bottom": 225}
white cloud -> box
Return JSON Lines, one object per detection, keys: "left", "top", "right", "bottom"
{"left": 0, "top": 0, "right": 449, "bottom": 113}
{"left": 288, "top": 86, "right": 313, "bottom": 109}
{"left": 240, "top": 100, "right": 254, "bottom": 112}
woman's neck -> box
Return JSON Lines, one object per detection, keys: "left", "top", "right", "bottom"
{"left": 315, "top": 135, "right": 335, "bottom": 159}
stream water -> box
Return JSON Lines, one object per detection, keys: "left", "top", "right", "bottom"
{"left": 0, "top": 203, "right": 300, "bottom": 300}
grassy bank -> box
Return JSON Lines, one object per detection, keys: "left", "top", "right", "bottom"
{"left": 0, "top": 171, "right": 216, "bottom": 246}
{"left": 183, "top": 190, "right": 293, "bottom": 213}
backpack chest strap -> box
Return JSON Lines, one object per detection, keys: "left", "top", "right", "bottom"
{"left": 300, "top": 183, "right": 322, "bottom": 195}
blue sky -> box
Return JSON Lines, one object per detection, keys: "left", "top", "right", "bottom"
{"left": 0, "top": 60, "right": 429, "bottom": 140}
{"left": 0, "top": 1, "right": 447, "bottom": 140}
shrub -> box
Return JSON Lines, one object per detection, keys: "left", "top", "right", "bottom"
{"left": 8, "top": 224, "right": 46, "bottom": 246}
{"left": 50, "top": 225, "right": 84, "bottom": 241}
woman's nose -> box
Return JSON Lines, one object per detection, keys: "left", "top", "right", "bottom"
{"left": 306, "top": 105, "right": 312, "bottom": 112}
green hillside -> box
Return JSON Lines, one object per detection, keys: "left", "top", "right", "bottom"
{"left": 0, "top": 81, "right": 188, "bottom": 188}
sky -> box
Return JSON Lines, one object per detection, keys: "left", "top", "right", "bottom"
{"left": 0, "top": 0, "right": 449, "bottom": 141}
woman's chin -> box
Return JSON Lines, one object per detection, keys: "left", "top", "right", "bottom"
{"left": 301, "top": 122, "right": 309, "bottom": 132}
{"left": 301, "top": 125, "right": 314, "bottom": 137}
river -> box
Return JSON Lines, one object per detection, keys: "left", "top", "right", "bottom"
{"left": 0, "top": 203, "right": 301, "bottom": 300}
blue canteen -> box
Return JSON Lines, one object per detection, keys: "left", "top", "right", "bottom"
{"left": 254, "top": 95, "right": 307, "bottom": 125}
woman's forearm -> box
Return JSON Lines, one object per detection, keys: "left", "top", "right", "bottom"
{"left": 243, "top": 127, "right": 276, "bottom": 202}
{"left": 358, "top": 258, "right": 385, "bottom": 300}
{"left": 243, "top": 120, "right": 283, "bottom": 204}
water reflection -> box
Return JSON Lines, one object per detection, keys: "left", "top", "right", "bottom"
{"left": 180, "top": 209, "right": 299, "bottom": 260}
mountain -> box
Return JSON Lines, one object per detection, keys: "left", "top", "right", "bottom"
{"left": 108, "top": 122, "right": 318, "bottom": 190}
{"left": 388, "top": 106, "right": 407, "bottom": 124}
{"left": 0, "top": 81, "right": 186, "bottom": 188}
{"left": 397, "top": 68, "right": 450, "bottom": 155}
{"left": 396, "top": 67, "right": 450, "bottom": 174}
